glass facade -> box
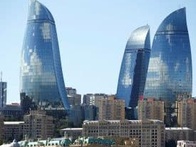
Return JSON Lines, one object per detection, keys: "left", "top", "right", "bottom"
{"left": 116, "top": 25, "right": 151, "bottom": 107}
{"left": 144, "top": 8, "right": 192, "bottom": 102}
{"left": 0, "top": 82, "right": 7, "bottom": 108}
{"left": 20, "top": 0, "right": 70, "bottom": 110}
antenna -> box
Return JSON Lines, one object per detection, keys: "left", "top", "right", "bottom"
{"left": 0, "top": 72, "right": 2, "bottom": 82}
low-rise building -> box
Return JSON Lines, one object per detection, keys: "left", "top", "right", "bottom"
{"left": 71, "top": 137, "right": 139, "bottom": 147}
{"left": 165, "top": 127, "right": 194, "bottom": 142}
{"left": 0, "top": 104, "right": 22, "bottom": 120}
{"left": 4, "top": 121, "right": 24, "bottom": 142}
{"left": 60, "top": 128, "right": 83, "bottom": 140}
{"left": 177, "top": 140, "right": 196, "bottom": 147}
{"left": 82, "top": 119, "right": 165, "bottom": 147}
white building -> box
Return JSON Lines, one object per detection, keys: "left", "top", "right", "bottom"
{"left": 177, "top": 140, "right": 196, "bottom": 147}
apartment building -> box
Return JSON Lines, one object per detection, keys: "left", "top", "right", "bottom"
{"left": 176, "top": 98, "right": 196, "bottom": 130}
{"left": 23, "top": 110, "right": 54, "bottom": 140}
{"left": 138, "top": 98, "right": 164, "bottom": 121}
{"left": 98, "top": 95, "right": 125, "bottom": 120}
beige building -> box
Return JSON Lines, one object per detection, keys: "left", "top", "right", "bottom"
{"left": 176, "top": 98, "right": 196, "bottom": 130}
{"left": 4, "top": 121, "right": 24, "bottom": 142}
{"left": 23, "top": 110, "right": 54, "bottom": 140}
{"left": 98, "top": 95, "right": 125, "bottom": 120}
{"left": 138, "top": 98, "right": 164, "bottom": 121}
{"left": 82, "top": 119, "right": 165, "bottom": 147}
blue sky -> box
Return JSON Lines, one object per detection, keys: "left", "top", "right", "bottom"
{"left": 0, "top": 0, "right": 195, "bottom": 103}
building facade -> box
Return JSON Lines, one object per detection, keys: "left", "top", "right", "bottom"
{"left": 165, "top": 127, "right": 194, "bottom": 143}
{"left": 0, "top": 104, "right": 22, "bottom": 120}
{"left": 0, "top": 82, "right": 7, "bottom": 108}
{"left": 20, "top": 0, "right": 70, "bottom": 109}
{"left": 176, "top": 98, "right": 196, "bottom": 130}
{"left": 23, "top": 110, "right": 54, "bottom": 140}
{"left": 138, "top": 98, "right": 164, "bottom": 121}
{"left": 69, "top": 105, "right": 84, "bottom": 127}
{"left": 83, "top": 105, "right": 98, "bottom": 121}
{"left": 82, "top": 119, "right": 165, "bottom": 147}
{"left": 3, "top": 121, "right": 24, "bottom": 142}
{"left": 98, "top": 95, "right": 125, "bottom": 120}
{"left": 116, "top": 25, "right": 151, "bottom": 108}
{"left": 66, "top": 87, "right": 81, "bottom": 106}
{"left": 60, "top": 128, "right": 83, "bottom": 140}
{"left": 144, "top": 8, "right": 192, "bottom": 102}
{"left": 83, "top": 93, "right": 107, "bottom": 107}
{"left": 0, "top": 114, "right": 3, "bottom": 143}
{"left": 177, "top": 140, "right": 196, "bottom": 147}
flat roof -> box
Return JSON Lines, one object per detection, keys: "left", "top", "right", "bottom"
{"left": 61, "top": 128, "right": 83, "bottom": 131}
{"left": 165, "top": 127, "right": 192, "bottom": 130}
{"left": 4, "top": 121, "right": 24, "bottom": 125}
{"left": 83, "top": 119, "right": 163, "bottom": 124}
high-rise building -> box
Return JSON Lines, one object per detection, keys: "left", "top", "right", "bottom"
{"left": 98, "top": 95, "right": 125, "bottom": 120}
{"left": 20, "top": 0, "right": 70, "bottom": 110}
{"left": 116, "top": 25, "right": 151, "bottom": 108}
{"left": 144, "top": 8, "right": 192, "bottom": 102}
{"left": 176, "top": 98, "right": 196, "bottom": 130}
{"left": 0, "top": 81, "right": 7, "bottom": 108}
{"left": 83, "top": 93, "right": 107, "bottom": 106}
{"left": 66, "top": 87, "right": 81, "bottom": 106}
{"left": 138, "top": 98, "right": 164, "bottom": 121}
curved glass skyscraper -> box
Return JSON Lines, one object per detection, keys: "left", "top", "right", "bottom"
{"left": 116, "top": 25, "right": 151, "bottom": 108}
{"left": 20, "top": 0, "right": 70, "bottom": 110}
{"left": 144, "top": 8, "right": 192, "bottom": 102}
